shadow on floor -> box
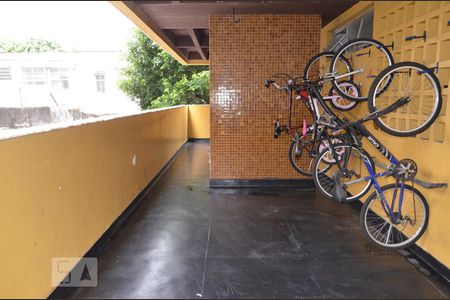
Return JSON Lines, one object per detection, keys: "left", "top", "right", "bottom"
{"left": 58, "top": 141, "right": 448, "bottom": 299}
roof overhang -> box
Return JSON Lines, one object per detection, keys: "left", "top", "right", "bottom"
{"left": 111, "top": 1, "right": 359, "bottom": 66}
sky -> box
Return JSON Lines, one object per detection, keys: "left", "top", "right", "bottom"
{"left": 0, "top": 1, "right": 136, "bottom": 51}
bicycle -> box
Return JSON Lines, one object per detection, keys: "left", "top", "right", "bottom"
{"left": 304, "top": 38, "right": 394, "bottom": 106}
{"left": 309, "top": 64, "right": 442, "bottom": 249}
{"left": 303, "top": 51, "right": 359, "bottom": 111}
{"left": 312, "top": 61, "right": 442, "bottom": 200}
{"left": 329, "top": 38, "right": 394, "bottom": 102}
{"left": 268, "top": 60, "right": 442, "bottom": 178}
{"left": 311, "top": 102, "right": 430, "bottom": 249}
{"left": 265, "top": 73, "right": 347, "bottom": 176}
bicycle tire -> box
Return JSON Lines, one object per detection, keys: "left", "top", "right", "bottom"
{"left": 360, "top": 183, "right": 429, "bottom": 249}
{"left": 367, "top": 61, "right": 442, "bottom": 137}
{"left": 288, "top": 138, "right": 335, "bottom": 176}
{"left": 312, "top": 143, "right": 374, "bottom": 202}
{"left": 288, "top": 139, "right": 314, "bottom": 176}
{"left": 330, "top": 38, "right": 394, "bottom": 102}
{"left": 303, "top": 51, "right": 352, "bottom": 82}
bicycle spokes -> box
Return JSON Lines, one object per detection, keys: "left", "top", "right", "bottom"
{"left": 370, "top": 62, "right": 441, "bottom": 136}
{"left": 313, "top": 145, "right": 373, "bottom": 201}
{"left": 362, "top": 184, "right": 428, "bottom": 249}
{"left": 331, "top": 39, "right": 393, "bottom": 101}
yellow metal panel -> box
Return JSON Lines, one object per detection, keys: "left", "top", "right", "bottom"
{"left": 321, "top": 1, "right": 450, "bottom": 269}
{"left": 0, "top": 106, "right": 188, "bottom": 298}
{"left": 188, "top": 105, "right": 211, "bottom": 139}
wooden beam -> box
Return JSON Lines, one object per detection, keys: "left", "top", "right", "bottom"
{"left": 174, "top": 35, "right": 194, "bottom": 47}
{"left": 186, "top": 59, "right": 209, "bottom": 66}
{"left": 188, "top": 29, "right": 206, "bottom": 60}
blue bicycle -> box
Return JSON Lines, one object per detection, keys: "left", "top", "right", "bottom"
{"left": 313, "top": 116, "right": 429, "bottom": 249}
{"left": 310, "top": 61, "right": 442, "bottom": 249}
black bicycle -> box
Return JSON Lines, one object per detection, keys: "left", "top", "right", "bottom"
{"left": 265, "top": 74, "right": 345, "bottom": 176}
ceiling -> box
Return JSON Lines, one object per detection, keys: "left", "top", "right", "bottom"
{"left": 113, "top": 1, "right": 358, "bottom": 65}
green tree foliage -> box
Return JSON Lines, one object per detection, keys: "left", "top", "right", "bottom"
{"left": 0, "top": 38, "right": 63, "bottom": 53}
{"left": 153, "top": 71, "right": 209, "bottom": 108}
{"left": 119, "top": 30, "right": 209, "bottom": 109}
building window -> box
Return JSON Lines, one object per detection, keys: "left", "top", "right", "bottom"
{"left": 0, "top": 67, "right": 12, "bottom": 80}
{"left": 327, "top": 9, "right": 374, "bottom": 51}
{"left": 95, "top": 73, "right": 105, "bottom": 93}
{"left": 22, "top": 67, "right": 69, "bottom": 88}
{"left": 49, "top": 68, "right": 69, "bottom": 89}
{"left": 22, "top": 67, "right": 46, "bottom": 85}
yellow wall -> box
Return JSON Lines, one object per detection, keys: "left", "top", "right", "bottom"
{"left": 322, "top": 1, "right": 450, "bottom": 268}
{"left": 0, "top": 106, "right": 190, "bottom": 298}
{"left": 188, "top": 105, "right": 211, "bottom": 139}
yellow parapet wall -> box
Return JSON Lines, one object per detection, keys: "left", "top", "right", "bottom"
{"left": 321, "top": 1, "right": 450, "bottom": 269}
{"left": 0, "top": 106, "right": 190, "bottom": 298}
{"left": 188, "top": 105, "right": 211, "bottom": 139}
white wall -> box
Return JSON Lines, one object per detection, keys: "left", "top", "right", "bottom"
{"left": 0, "top": 52, "right": 139, "bottom": 115}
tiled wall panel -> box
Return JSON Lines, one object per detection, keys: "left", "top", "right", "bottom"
{"left": 210, "top": 15, "right": 321, "bottom": 180}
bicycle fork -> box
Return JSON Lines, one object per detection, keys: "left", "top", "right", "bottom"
{"left": 365, "top": 161, "right": 398, "bottom": 223}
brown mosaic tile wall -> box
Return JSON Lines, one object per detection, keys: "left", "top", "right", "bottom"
{"left": 210, "top": 15, "right": 321, "bottom": 180}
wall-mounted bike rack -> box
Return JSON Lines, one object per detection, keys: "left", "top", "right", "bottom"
{"left": 405, "top": 31, "right": 427, "bottom": 42}
{"left": 377, "top": 42, "right": 394, "bottom": 50}
{"left": 418, "top": 62, "right": 439, "bottom": 75}
{"left": 373, "top": 159, "right": 448, "bottom": 189}
{"left": 385, "top": 41, "right": 394, "bottom": 50}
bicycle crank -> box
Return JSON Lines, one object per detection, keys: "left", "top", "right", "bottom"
{"left": 393, "top": 159, "right": 418, "bottom": 181}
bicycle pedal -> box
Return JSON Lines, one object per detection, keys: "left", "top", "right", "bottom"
{"left": 273, "top": 121, "right": 282, "bottom": 138}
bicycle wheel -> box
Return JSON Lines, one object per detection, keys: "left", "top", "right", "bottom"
{"left": 368, "top": 62, "right": 442, "bottom": 137}
{"left": 289, "top": 138, "right": 315, "bottom": 176}
{"left": 303, "top": 51, "right": 352, "bottom": 82}
{"left": 328, "top": 81, "right": 360, "bottom": 111}
{"left": 312, "top": 144, "right": 374, "bottom": 202}
{"left": 360, "top": 183, "right": 429, "bottom": 249}
{"left": 330, "top": 38, "right": 394, "bottom": 102}
{"left": 289, "top": 136, "right": 338, "bottom": 176}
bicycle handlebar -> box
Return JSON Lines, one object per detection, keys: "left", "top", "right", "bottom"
{"left": 264, "top": 78, "right": 291, "bottom": 90}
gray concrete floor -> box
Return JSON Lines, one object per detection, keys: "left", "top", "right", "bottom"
{"left": 63, "top": 141, "right": 448, "bottom": 299}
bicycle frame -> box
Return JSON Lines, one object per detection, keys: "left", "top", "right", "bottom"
{"left": 310, "top": 84, "right": 406, "bottom": 222}
{"left": 278, "top": 84, "right": 322, "bottom": 140}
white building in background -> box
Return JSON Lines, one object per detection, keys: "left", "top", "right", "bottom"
{"left": 0, "top": 51, "right": 140, "bottom": 116}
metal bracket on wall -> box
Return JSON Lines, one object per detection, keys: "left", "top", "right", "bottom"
{"left": 373, "top": 159, "right": 448, "bottom": 189}
{"left": 384, "top": 41, "right": 394, "bottom": 50}
{"left": 418, "top": 62, "right": 439, "bottom": 75}
{"left": 405, "top": 31, "right": 427, "bottom": 42}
